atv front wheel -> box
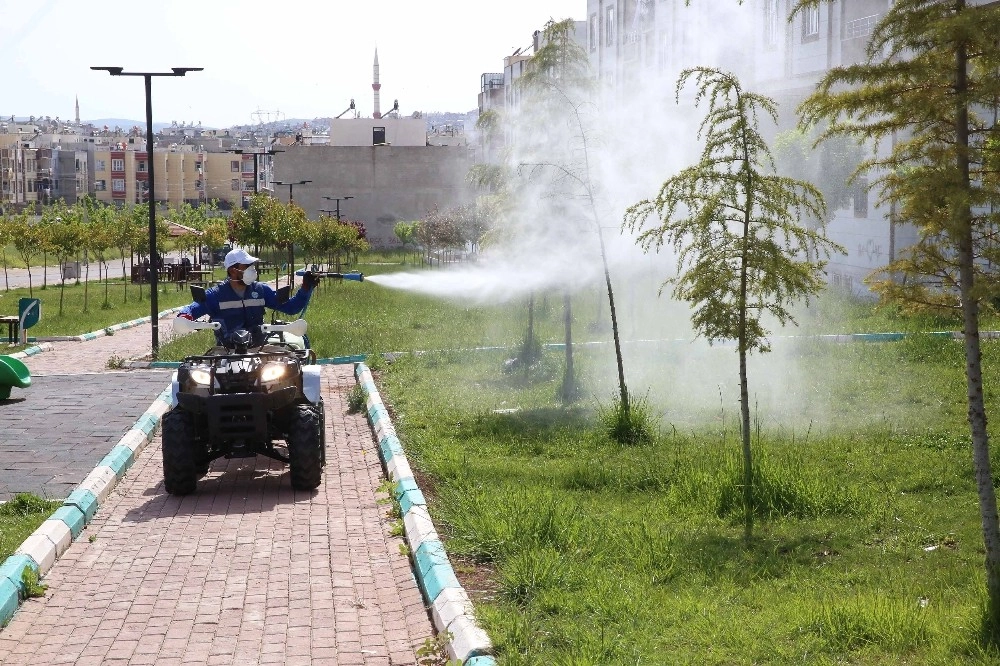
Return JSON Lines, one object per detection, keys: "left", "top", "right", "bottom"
{"left": 162, "top": 408, "right": 199, "bottom": 495}
{"left": 287, "top": 405, "right": 323, "bottom": 490}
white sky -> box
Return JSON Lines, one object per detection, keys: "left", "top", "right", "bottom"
{"left": 0, "top": 0, "right": 583, "bottom": 128}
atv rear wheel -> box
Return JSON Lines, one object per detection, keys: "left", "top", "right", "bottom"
{"left": 162, "top": 408, "right": 199, "bottom": 495}
{"left": 287, "top": 405, "right": 323, "bottom": 490}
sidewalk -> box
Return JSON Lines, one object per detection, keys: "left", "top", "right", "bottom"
{"left": 0, "top": 319, "right": 436, "bottom": 664}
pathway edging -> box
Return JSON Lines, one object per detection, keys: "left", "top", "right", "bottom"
{"left": 355, "top": 362, "right": 496, "bottom": 665}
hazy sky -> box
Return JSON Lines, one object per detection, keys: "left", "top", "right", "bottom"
{"left": 0, "top": 0, "right": 583, "bottom": 128}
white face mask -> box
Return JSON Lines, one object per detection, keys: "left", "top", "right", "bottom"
{"left": 240, "top": 266, "right": 257, "bottom": 284}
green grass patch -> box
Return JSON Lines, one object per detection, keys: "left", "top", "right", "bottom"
{"left": 0, "top": 493, "right": 61, "bottom": 562}
{"left": 374, "top": 338, "right": 1000, "bottom": 664}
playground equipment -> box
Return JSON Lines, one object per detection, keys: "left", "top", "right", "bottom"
{"left": 0, "top": 355, "right": 31, "bottom": 400}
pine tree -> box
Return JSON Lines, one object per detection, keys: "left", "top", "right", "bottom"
{"left": 794, "top": 0, "right": 1000, "bottom": 630}
{"left": 625, "top": 67, "right": 841, "bottom": 541}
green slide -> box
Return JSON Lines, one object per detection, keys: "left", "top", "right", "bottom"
{"left": 0, "top": 355, "right": 31, "bottom": 400}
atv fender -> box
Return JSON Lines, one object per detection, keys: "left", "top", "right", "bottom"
{"left": 170, "top": 370, "right": 180, "bottom": 406}
{"left": 302, "top": 365, "right": 322, "bottom": 405}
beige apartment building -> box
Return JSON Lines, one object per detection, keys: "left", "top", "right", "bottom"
{"left": 89, "top": 146, "right": 270, "bottom": 210}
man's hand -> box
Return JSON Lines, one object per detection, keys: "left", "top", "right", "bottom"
{"left": 301, "top": 272, "right": 320, "bottom": 290}
{"left": 177, "top": 313, "right": 194, "bottom": 321}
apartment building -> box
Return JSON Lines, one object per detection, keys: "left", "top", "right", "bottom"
{"left": 568, "top": 0, "right": 909, "bottom": 295}
{"left": 89, "top": 144, "right": 275, "bottom": 210}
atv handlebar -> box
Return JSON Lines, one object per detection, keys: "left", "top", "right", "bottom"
{"left": 173, "top": 318, "right": 221, "bottom": 335}
{"left": 261, "top": 318, "right": 308, "bottom": 337}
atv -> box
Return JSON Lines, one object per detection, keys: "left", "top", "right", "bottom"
{"left": 164, "top": 287, "right": 326, "bottom": 495}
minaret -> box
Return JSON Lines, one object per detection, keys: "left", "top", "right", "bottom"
{"left": 372, "top": 48, "right": 381, "bottom": 119}
{"left": 75, "top": 95, "right": 80, "bottom": 124}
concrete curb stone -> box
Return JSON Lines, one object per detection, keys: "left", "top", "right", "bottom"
{"left": 355, "top": 362, "right": 495, "bottom": 664}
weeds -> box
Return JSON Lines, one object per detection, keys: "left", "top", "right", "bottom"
{"left": 20, "top": 567, "right": 47, "bottom": 598}
{"left": 346, "top": 383, "right": 367, "bottom": 413}
{"left": 415, "top": 632, "right": 459, "bottom": 665}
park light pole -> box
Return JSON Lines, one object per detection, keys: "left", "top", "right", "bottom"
{"left": 91, "top": 66, "right": 202, "bottom": 357}
{"left": 273, "top": 179, "right": 312, "bottom": 205}
{"left": 272, "top": 180, "right": 311, "bottom": 285}
{"left": 321, "top": 195, "right": 353, "bottom": 221}
{"left": 233, "top": 148, "right": 283, "bottom": 201}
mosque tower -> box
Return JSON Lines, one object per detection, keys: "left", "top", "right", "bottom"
{"left": 372, "top": 49, "right": 381, "bottom": 119}
{"left": 75, "top": 95, "right": 80, "bottom": 124}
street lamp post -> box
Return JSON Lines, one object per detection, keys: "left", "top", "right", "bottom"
{"left": 321, "top": 195, "right": 354, "bottom": 221}
{"left": 91, "top": 66, "right": 202, "bottom": 357}
{"left": 233, "top": 148, "right": 283, "bottom": 199}
{"left": 272, "top": 180, "right": 312, "bottom": 286}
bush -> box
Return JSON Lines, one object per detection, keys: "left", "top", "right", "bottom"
{"left": 597, "top": 390, "right": 657, "bottom": 446}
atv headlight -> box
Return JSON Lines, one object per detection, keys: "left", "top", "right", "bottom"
{"left": 261, "top": 363, "right": 287, "bottom": 383}
{"left": 189, "top": 368, "right": 212, "bottom": 385}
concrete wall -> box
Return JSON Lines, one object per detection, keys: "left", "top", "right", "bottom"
{"left": 329, "top": 118, "right": 426, "bottom": 147}
{"left": 271, "top": 144, "right": 475, "bottom": 248}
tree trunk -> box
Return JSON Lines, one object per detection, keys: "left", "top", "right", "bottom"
{"left": 121, "top": 257, "right": 128, "bottom": 304}
{"left": 597, "top": 227, "right": 629, "bottom": 418}
{"left": 739, "top": 87, "right": 755, "bottom": 545}
{"left": 955, "top": 33, "right": 1000, "bottom": 631}
{"left": 42, "top": 251, "right": 47, "bottom": 289}
{"left": 524, "top": 291, "right": 536, "bottom": 370}
{"left": 561, "top": 290, "right": 576, "bottom": 403}
{"left": 84, "top": 260, "right": 90, "bottom": 312}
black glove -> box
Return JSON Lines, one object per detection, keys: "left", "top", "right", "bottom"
{"left": 302, "top": 272, "right": 320, "bottom": 290}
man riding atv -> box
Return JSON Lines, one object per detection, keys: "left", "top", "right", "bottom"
{"left": 176, "top": 248, "right": 320, "bottom": 344}
{"left": 164, "top": 248, "right": 326, "bottom": 495}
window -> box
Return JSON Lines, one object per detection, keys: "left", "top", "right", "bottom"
{"left": 853, "top": 176, "right": 868, "bottom": 218}
{"left": 242, "top": 160, "right": 254, "bottom": 174}
{"left": 111, "top": 158, "right": 124, "bottom": 172}
{"left": 605, "top": 5, "right": 616, "bottom": 47}
{"left": 95, "top": 159, "right": 106, "bottom": 171}
{"left": 112, "top": 178, "right": 125, "bottom": 192}
{"left": 763, "top": 0, "right": 780, "bottom": 48}
{"left": 231, "top": 179, "right": 240, "bottom": 191}
{"left": 589, "top": 13, "right": 599, "bottom": 52}
{"left": 802, "top": 6, "right": 820, "bottom": 41}
{"left": 844, "top": 14, "right": 878, "bottom": 40}
{"left": 137, "top": 161, "right": 147, "bottom": 172}
{"left": 242, "top": 180, "right": 254, "bottom": 191}
{"left": 95, "top": 180, "right": 106, "bottom": 191}
{"left": 230, "top": 160, "right": 240, "bottom": 172}
{"left": 373, "top": 127, "right": 386, "bottom": 145}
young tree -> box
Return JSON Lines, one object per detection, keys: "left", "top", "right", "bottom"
{"left": 11, "top": 211, "right": 42, "bottom": 297}
{"left": 48, "top": 208, "right": 84, "bottom": 316}
{"left": 517, "top": 18, "right": 631, "bottom": 409}
{"left": 794, "top": 0, "right": 1000, "bottom": 628}
{"left": 624, "top": 67, "right": 840, "bottom": 542}
{"left": 393, "top": 221, "right": 417, "bottom": 264}
{"left": 84, "top": 201, "right": 115, "bottom": 309}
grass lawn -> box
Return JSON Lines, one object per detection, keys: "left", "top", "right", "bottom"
{"left": 376, "top": 333, "right": 1000, "bottom": 664}
{"left": 0, "top": 495, "right": 62, "bottom": 563}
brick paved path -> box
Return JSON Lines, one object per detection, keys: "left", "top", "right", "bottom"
{"left": 0, "top": 321, "right": 436, "bottom": 664}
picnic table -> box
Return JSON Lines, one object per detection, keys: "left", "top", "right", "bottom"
{"left": 0, "top": 315, "right": 17, "bottom": 344}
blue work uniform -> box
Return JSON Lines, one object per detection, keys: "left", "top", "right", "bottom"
{"left": 179, "top": 279, "right": 313, "bottom": 345}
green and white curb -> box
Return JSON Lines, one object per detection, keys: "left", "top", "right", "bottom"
{"left": 355, "top": 362, "right": 495, "bottom": 665}
{"left": 0, "top": 385, "right": 175, "bottom": 627}
{"left": 7, "top": 342, "right": 54, "bottom": 360}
